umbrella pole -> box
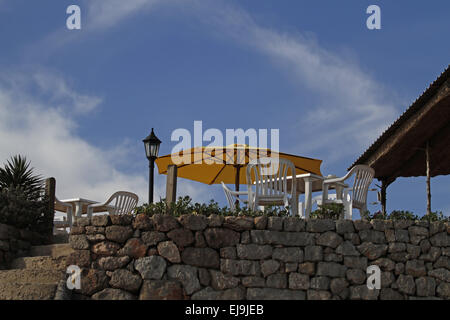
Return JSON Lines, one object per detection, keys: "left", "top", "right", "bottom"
{"left": 426, "top": 141, "right": 431, "bottom": 216}
{"left": 235, "top": 165, "right": 241, "bottom": 207}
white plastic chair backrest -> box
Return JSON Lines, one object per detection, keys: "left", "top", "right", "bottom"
{"left": 247, "top": 157, "right": 296, "bottom": 199}
{"left": 345, "top": 165, "right": 375, "bottom": 210}
{"left": 105, "top": 191, "right": 139, "bottom": 215}
{"left": 221, "top": 182, "right": 237, "bottom": 212}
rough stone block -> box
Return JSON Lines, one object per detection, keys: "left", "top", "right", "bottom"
{"left": 316, "top": 262, "right": 347, "bottom": 278}
{"left": 272, "top": 247, "right": 303, "bottom": 263}
{"left": 306, "top": 219, "right": 335, "bottom": 232}
{"left": 178, "top": 214, "right": 208, "bottom": 231}
{"left": 167, "top": 228, "right": 195, "bottom": 247}
{"left": 283, "top": 217, "right": 305, "bottom": 232}
{"left": 91, "top": 215, "right": 111, "bottom": 227}
{"left": 139, "top": 280, "right": 184, "bottom": 300}
{"left": 167, "top": 265, "right": 201, "bottom": 295}
{"left": 181, "top": 247, "right": 219, "bottom": 269}
{"left": 247, "top": 288, "right": 306, "bottom": 300}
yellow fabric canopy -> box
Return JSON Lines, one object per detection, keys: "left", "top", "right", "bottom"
{"left": 155, "top": 144, "right": 322, "bottom": 189}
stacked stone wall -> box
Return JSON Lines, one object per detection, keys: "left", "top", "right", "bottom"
{"left": 0, "top": 223, "right": 48, "bottom": 268}
{"left": 68, "top": 214, "right": 450, "bottom": 300}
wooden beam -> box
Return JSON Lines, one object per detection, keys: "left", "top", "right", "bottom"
{"left": 45, "top": 177, "right": 56, "bottom": 240}
{"left": 165, "top": 165, "right": 177, "bottom": 208}
{"left": 362, "top": 90, "right": 450, "bottom": 179}
{"left": 426, "top": 141, "right": 431, "bottom": 215}
{"left": 380, "top": 180, "right": 387, "bottom": 216}
{"left": 377, "top": 178, "right": 396, "bottom": 216}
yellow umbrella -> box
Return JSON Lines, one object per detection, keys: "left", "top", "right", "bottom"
{"left": 155, "top": 144, "right": 322, "bottom": 192}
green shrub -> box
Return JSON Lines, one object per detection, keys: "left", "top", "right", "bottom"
{"left": 388, "top": 210, "right": 418, "bottom": 220}
{"left": 134, "top": 196, "right": 292, "bottom": 217}
{"left": 310, "top": 203, "right": 344, "bottom": 220}
{"left": 0, "top": 188, "right": 53, "bottom": 233}
{"left": 360, "top": 209, "right": 448, "bottom": 222}
{"left": 420, "top": 211, "right": 449, "bottom": 222}
{"left": 135, "top": 196, "right": 231, "bottom": 217}
{"left": 135, "top": 196, "right": 449, "bottom": 222}
{"left": 361, "top": 210, "right": 387, "bottom": 220}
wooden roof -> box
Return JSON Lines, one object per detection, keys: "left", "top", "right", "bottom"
{"left": 351, "top": 65, "right": 450, "bottom": 184}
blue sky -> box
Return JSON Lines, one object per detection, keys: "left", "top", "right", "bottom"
{"left": 0, "top": 0, "right": 449, "bottom": 217}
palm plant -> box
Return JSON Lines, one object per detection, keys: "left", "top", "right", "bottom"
{"left": 0, "top": 155, "right": 44, "bottom": 200}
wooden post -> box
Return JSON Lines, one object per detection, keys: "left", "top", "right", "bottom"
{"left": 380, "top": 180, "right": 387, "bottom": 216}
{"left": 165, "top": 165, "right": 177, "bottom": 208}
{"left": 426, "top": 141, "right": 431, "bottom": 215}
{"left": 45, "top": 177, "right": 56, "bottom": 240}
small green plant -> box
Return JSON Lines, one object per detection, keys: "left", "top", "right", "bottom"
{"left": 135, "top": 196, "right": 294, "bottom": 217}
{"left": 388, "top": 210, "right": 418, "bottom": 221}
{"left": 420, "top": 211, "right": 449, "bottom": 222}
{"left": 262, "top": 205, "right": 290, "bottom": 217}
{"left": 360, "top": 210, "right": 387, "bottom": 221}
{"left": 310, "top": 203, "right": 344, "bottom": 219}
{"left": 360, "top": 209, "right": 448, "bottom": 222}
{"left": 135, "top": 196, "right": 232, "bottom": 217}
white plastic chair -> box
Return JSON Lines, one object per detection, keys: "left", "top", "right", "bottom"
{"left": 315, "top": 165, "right": 375, "bottom": 219}
{"left": 86, "top": 191, "right": 139, "bottom": 218}
{"left": 53, "top": 198, "right": 73, "bottom": 232}
{"left": 221, "top": 182, "right": 252, "bottom": 213}
{"left": 247, "top": 157, "right": 297, "bottom": 215}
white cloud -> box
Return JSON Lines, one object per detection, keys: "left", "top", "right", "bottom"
{"left": 0, "top": 69, "right": 210, "bottom": 211}
{"left": 32, "top": 72, "right": 102, "bottom": 115}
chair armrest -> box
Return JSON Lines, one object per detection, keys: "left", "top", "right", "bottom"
{"left": 227, "top": 190, "right": 250, "bottom": 196}
{"left": 323, "top": 177, "right": 347, "bottom": 185}
{"left": 86, "top": 202, "right": 106, "bottom": 209}
{"left": 86, "top": 202, "right": 105, "bottom": 217}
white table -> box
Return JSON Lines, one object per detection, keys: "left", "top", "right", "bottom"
{"left": 55, "top": 198, "right": 113, "bottom": 218}
{"left": 286, "top": 174, "right": 347, "bottom": 218}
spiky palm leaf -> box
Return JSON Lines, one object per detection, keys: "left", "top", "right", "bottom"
{"left": 0, "top": 155, "right": 44, "bottom": 199}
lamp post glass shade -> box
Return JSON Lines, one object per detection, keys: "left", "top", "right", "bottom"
{"left": 143, "top": 128, "right": 161, "bottom": 160}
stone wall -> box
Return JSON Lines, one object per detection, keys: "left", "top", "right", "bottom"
{"left": 68, "top": 214, "right": 449, "bottom": 300}
{"left": 0, "top": 223, "right": 47, "bottom": 268}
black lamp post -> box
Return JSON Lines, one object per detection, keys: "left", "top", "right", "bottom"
{"left": 143, "top": 128, "right": 161, "bottom": 203}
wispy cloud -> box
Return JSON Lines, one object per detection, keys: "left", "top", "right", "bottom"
{"left": 187, "top": 1, "right": 398, "bottom": 164}
{"left": 33, "top": 72, "right": 102, "bottom": 115}
{"left": 84, "top": 0, "right": 163, "bottom": 30}
{"left": 24, "top": 0, "right": 165, "bottom": 59}
{"left": 28, "top": 0, "right": 399, "bottom": 169}
{"left": 58, "top": 0, "right": 397, "bottom": 165}
{"left": 0, "top": 69, "right": 102, "bottom": 116}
